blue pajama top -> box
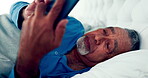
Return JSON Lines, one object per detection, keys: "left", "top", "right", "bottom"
{"left": 9, "top": 1, "right": 90, "bottom": 78}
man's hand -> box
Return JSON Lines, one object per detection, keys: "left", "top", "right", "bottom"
{"left": 16, "top": 0, "right": 68, "bottom": 78}
{"left": 23, "top": 0, "right": 50, "bottom": 19}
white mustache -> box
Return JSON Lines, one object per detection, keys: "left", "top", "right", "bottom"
{"left": 76, "top": 36, "right": 89, "bottom": 55}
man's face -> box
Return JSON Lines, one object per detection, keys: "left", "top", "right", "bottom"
{"left": 76, "top": 27, "right": 132, "bottom": 67}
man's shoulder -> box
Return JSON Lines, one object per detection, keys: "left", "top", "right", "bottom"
{"left": 55, "top": 17, "right": 84, "bottom": 54}
{"left": 66, "top": 17, "right": 84, "bottom": 32}
{"left": 67, "top": 17, "right": 84, "bottom": 30}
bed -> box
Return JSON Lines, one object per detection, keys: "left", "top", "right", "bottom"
{"left": 0, "top": 0, "right": 148, "bottom": 78}
{"left": 0, "top": 14, "right": 20, "bottom": 77}
{"left": 69, "top": 0, "right": 148, "bottom": 78}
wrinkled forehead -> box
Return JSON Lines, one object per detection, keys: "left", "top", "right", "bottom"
{"left": 85, "top": 27, "right": 125, "bottom": 34}
{"left": 106, "top": 27, "right": 132, "bottom": 51}
{"left": 112, "top": 27, "right": 132, "bottom": 54}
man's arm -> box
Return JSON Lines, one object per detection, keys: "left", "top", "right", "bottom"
{"left": 12, "top": 0, "right": 68, "bottom": 78}
{"left": 10, "top": 1, "right": 29, "bottom": 29}
{"left": 10, "top": 0, "right": 49, "bottom": 29}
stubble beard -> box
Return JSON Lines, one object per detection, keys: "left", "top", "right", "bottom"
{"left": 76, "top": 36, "right": 89, "bottom": 55}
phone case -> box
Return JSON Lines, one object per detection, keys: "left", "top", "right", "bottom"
{"left": 46, "top": 0, "right": 79, "bottom": 27}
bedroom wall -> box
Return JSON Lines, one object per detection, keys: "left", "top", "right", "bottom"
{"left": 0, "top": 0, "right": 32, "bottom": 15}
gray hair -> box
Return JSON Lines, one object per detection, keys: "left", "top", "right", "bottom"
{"left": 125, "top": 29, "right": 140, "bottom": 51}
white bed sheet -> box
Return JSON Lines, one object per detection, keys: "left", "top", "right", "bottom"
{"left": 73, "top": 50, "right": 148, "bottom": 78}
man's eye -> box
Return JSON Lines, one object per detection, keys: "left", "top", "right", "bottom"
{"left": 106, "top": 41, "right": 110, "bottom": 50}
{"left": 106, "top": 43, "right": 109, "bottom": 49}
{"left": 103, "top": 29, "right": 108, "bottom": 36}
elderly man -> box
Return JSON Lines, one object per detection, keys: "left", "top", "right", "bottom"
{"left": 9, "top": 0, "right": 140, "bottom": 78}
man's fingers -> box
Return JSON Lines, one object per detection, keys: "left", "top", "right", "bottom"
{"left": 47, "top": 0, "right": 65, "bottom": 23}
{"left": 35, "top": 0, "right": 44, "bottom": 3}
{"left": 44, "top": 0, "right": 50, "bottom": 4}
{"left": 26, "top": 1, "right": 36, "bottom": 11}
{"left": 54, "top": 19, "right": 68, "bottom": 46}
{"left": 25, "top": 1, "right": 36, "bottom": 18}
{"left": 35, "top": 0, "right": 50, "bottom": 4}
{"left": 34, "top": 2, "right": 47, "bottom": 17}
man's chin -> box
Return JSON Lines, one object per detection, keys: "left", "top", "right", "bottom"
{"left": 78, "top": 49, "right": 89, "bottom": 55}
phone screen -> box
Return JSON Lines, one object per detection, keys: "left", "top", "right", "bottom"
{"left": 46, "top": 0, "right": 79, "bottom": 27}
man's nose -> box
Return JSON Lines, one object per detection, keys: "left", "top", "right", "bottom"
{"left": 95, "top": 35, "right": 104, "bottom": 44}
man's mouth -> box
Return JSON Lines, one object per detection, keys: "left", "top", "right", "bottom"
{"left": 84, "top": 36, "right": 90, "bottom": 51}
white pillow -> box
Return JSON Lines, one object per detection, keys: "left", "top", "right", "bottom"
{"left": 69, "top": 0, "right": 148, "bottom": 49}
{"left": 73, "top": 50, "right": 148, "bottom": 78}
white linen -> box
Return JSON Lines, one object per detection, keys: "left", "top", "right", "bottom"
{"left": 0, "top": 14, "right": 20, "bottom": 77}
{"left": 73, "top": 50, "right": 148, "bottom": 78}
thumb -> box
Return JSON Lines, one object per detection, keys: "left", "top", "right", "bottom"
{"left": 25, "top": 1, "right": 36, "bottom": 17}
{"left": 26, "top": 1, "right": 36, "bottom": 11}
{"left": 54, "top": 19, "right": 68, "bottom": 46}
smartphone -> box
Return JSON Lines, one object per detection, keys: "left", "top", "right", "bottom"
{"left": 46, "top": 0, "right": 79, "bottom": 27}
